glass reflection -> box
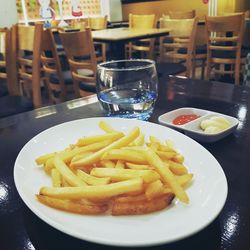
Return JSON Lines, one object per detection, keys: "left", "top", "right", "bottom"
{"left": 237, "top": 106, "right": 247, "bottom": 120}
{"left": 34, "top": 106, "right": 57, "bottom": 119}
{"left": 223, "top": 211, "right": 240, "bottom": 241}
{"left": 0, "top": 181, "right": 8, "bottom": 202}
{"left": 66, "top": 96, "right": 98, "bottom": 110}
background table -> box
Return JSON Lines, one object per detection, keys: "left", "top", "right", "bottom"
{"left": 92, "top": 27, "right": 170, "bottom": 59}
{"left": 0, "top": 76, "right": 250, "bottom": 250}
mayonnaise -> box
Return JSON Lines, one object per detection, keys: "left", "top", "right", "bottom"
{"left": 200, "top": 116, "right": 231, "bottom": 134}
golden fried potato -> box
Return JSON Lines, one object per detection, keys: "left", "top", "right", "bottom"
{"left": 112, "top": 193, "right": 175, "bottom": 215}
{"left": 37, "top": 195, "right": 108, "bottom": 214}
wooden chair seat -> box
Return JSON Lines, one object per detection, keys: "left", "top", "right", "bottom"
{"left": 49, "top": 70, "right": 73, "bottom": 85}
{"left": 156, "top": 62, "right": 186, "bottom": 77}
{"left": 177, "top": 45, "right": 207, "bottom": 54}
{"left": 79, "top": 82, "right": 96, "bottom": 93}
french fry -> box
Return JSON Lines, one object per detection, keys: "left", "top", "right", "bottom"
{"left": 101, "top": 149, "right": 147, "bottom": 164}
{"left": 156, "top": 151, "right": 178, "bottom": 160}
{"left": 99, "top": 160, "right": 116, "bottom": 168}
{"left": 76, "top": 132, "right": 124, "bottom": 146}
{"left": 54, "top": 155, "right": 87, "bottom": 187}
{"left": 90, "top": 168, "right": 160, "bottom": 184}
{"left": 149, "top": 136, "right": 160, "bottom": 143}
{"left": 145, "top": 180, "right": 165, "bottom": 200}
{"left": 143, "top": 148, "right": 189, "bottom": 203}
{"left": 35, "top": 152, "right": 56, "bottom": 165}
{"left": 36, "top": 120, "right": 193, "bottom": 216}
{"left": 44, "top": 139, "right": 112, "bottom": 173}
{"left": 99, "top": 120, "right": 117, "bottom": 133}
{"left": 115, "top": 160, "right": 125, "bottom": 169}
{"left": 36, "top": 195, "right": 108, "bottom": 214}
{"left": 71, "top": 152, "right": 93, "bottom": 163}
{"left": 166, "top": 161, "right": 188, "bottom": 175}
{"left": 175, "top": 174, "right": 193, "bottom": 187}
{"left": 70, "top": 127, "right": 140, "bottom": 168}
{"left": 51, "top": 168, "right": 61, "bottom": 187}
{"left": 112, "top": 193, "right": 175, "bottom": 215}
{"left": 130, "top": 133, "right": 145, "bottom": 146}
{"left": 77, "top": 169, "right": 110, "bottom": 185}
{"left": 39, "top": 178, "right": 143, "bottom": 200}
{"left": 126, "top": 162, "right": 150, "bottom": 170}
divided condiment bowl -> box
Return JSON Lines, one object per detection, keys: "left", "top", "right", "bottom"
{"left": 158, "top": 107, "right": 239, "bottom": 143}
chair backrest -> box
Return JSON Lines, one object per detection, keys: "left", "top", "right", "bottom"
{"left": 129, "top": 14, "right": 156, "bottom": 29}
{"left": 160, "top": 17, "right": 197, "bottom": 37}
{"left": 41, "top": 28, "right": 66, "bottom": 103}
{"left": 168, "top": 10, "right": 196, "bottom": 19}
{"left": 59, "top": 28, "right": 97, "bottom": 96}
{"left": 205, "top": 14, "right": 245, "bottom": 85}
{"left": 205, "top": 14, "right": 245, "bottom": 52}
{"left": 159, "top": 17, "right": 199, "bottom": 77}
{"left": 88, "top": 16, "right": 107, "bottom": 30}
{"left": 12, "top": 23, "right": 43, "bottom": 108}
{"left": 0, "top": 28, "right": 16, "bottom": 95}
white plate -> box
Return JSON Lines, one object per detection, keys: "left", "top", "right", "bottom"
{"left": 158, "top": 107, "right": 239, "bottom": 143}
{"left": 14, "top": 117, "right": 228, "bottom": 247}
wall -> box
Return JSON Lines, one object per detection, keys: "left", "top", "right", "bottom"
{"left": 217, "top": 0, "right": 250, "bottom": 15}
{"left": 0, "top": 0, "right": 17, "bottom": 28}
{"left": 122, "top": 0, "right": 208, "bottom": 21}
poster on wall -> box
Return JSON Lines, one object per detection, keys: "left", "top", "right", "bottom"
{"left": 16, "top": 0, "right": 101, "bottom": 26}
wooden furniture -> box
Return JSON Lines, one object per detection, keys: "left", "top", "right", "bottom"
{"left": 126, "top": 14, "right": 156, "bottom": 59}
{"left": 12, "top": 23, "right": 43, "bottom": 108}
{"left": 92, "top": 27, "right": 170, "bottom": 60}
{"left": 88, "top": 16, "right": 108, "bottom": 62}
{"left": 0, "top": 28, "right": 13, "bottom": 95}
{"left": 0, "top": 27, "right": 34, "bottom": 118}
{"left": 2, "top": 76, "right": 250, "bottom": 250}
{"left": 41, "top": 28, "right": 74, "bottom": 104}
{"left": 59, "top": 28, "right": 97, "bottom": 97}
{"left": 205, "top": 14, "right": 246, "bottom": 85}
{"left": 159, "top": 17, "right": 199, "bottom": 78}
{"left": 168, "top": 9, "right": 196, "bottom": 19}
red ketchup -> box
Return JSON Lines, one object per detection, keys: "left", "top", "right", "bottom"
{"left": 173, "top": 114, "right": 200, "bottom": 125}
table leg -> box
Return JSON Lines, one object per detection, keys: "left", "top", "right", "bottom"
{"left": 108, "top": 41, "right": 126, "bottom": 60}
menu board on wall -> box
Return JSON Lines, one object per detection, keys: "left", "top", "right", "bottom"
{"left": 16, "top": 0, "right": 101, "bottom": 24}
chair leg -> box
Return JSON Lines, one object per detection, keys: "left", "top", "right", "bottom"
{"left": 235, "top": 63, "right": 240, "bottom": 85}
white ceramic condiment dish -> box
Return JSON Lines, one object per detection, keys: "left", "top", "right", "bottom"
{"left": 158, "top": 107, "right": 239, "bottom": 143}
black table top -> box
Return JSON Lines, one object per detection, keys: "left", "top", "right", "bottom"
{"left": 1, "top": 76, "right": 250, "bottom": 250}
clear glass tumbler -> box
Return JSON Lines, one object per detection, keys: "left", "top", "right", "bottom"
{"left": 96, "top": 59, "right": 158, "bottom": 120}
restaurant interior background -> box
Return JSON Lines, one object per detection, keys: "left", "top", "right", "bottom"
{"left": 0, "top": 0, "right": 250, "bottom": 28}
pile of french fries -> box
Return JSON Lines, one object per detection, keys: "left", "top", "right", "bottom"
{"left": 36, "top": 121, "right": 193, "bottom": 215}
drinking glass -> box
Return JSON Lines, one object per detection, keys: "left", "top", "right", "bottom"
{"left": 96, "top": 59, "right": 158, "bottom": 120}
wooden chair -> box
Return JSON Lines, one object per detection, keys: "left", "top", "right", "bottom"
{"left": 0, "top": 28, "right": 13, "bottom": 96}
{"left": 168, "top": 10, "right": 196, "bottom": 19}
{"left": 41, "top": 28, "right": 75, "bottom": 104}
{"left": 159, "top": 17, "right": 199, "bottom": 78}
{"left": 205, "top": 14, "right": 246, "bottom": 85}
{"left": 12, "top": 23, "right": 44, "bottom": 108}
{"left": 0, "top": 27, "right": 33, "bottom": 118}
{"left": 59, "top": 28, "right": 97, "bottom": 97}
{"left": 88, "top": 16, "right": 108, "bottom": 62}
{"left": 126, "top": 14, "right": 156, "bottom": 59}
